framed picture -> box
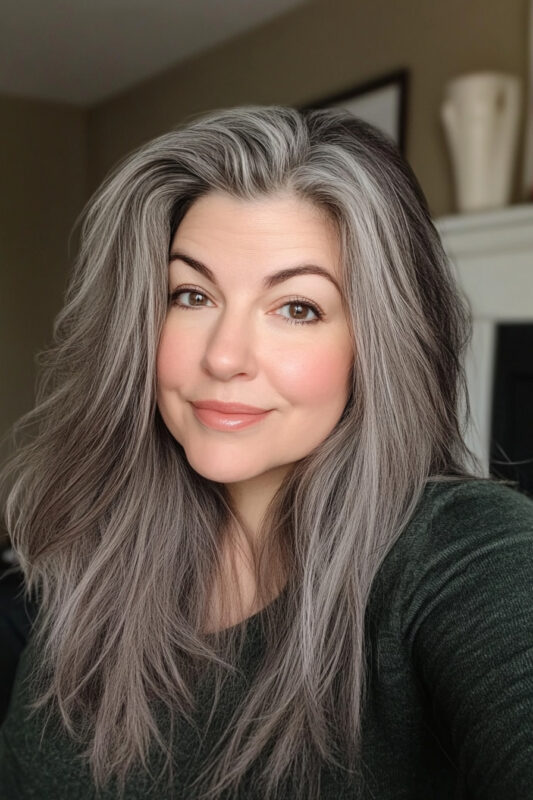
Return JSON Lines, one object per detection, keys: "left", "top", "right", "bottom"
{"left": 523, "top": 0, "right": 533, "bottom": 201}
{"left": 302, "top": 69, "right": 409, "bottom": 155}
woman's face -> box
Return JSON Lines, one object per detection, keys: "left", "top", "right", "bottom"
{"left": 157, "top": 190, "right": 354, "bottom": 488}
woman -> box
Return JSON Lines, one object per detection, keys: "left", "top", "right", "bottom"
{"left": 1, "top": 105, "right": 532, "bottom": 800}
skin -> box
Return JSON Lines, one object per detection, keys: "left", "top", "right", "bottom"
{"left": 156, "top": 190, "right": 354, "bottom": 626}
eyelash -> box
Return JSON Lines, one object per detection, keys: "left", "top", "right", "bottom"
{"left": 167, "top": 286, "right": 324, "bottom": 326}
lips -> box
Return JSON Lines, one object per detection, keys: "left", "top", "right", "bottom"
{"left": 191, "top": 403, "right": 271, "bottom": 432}
{"left": 191, "top": 400, "right": 268, "bottom": 415}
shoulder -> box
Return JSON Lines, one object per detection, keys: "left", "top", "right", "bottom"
{"left": 391, "top": 481, "right": 533, "bottom": 791}
{"left": 370, "top": 479, "right": 533, "bottom": 636}
{"left": 0, "top": 575, "right": 40, "bottom": 726}
{"left": 394, "top": 478, "right": 533, "bottom": 640}
{"left": 399, "top": 477, "right": 533, "bottom": 566}
{"left": 420, "top": 477, "right": 533, "bottom": 529}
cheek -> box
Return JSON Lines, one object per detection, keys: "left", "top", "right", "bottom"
{"left": 277, "top": 342, "right": 352, "bottom": 406}
{"left": 156, "top": 324, "right": 190, "bottom": 388}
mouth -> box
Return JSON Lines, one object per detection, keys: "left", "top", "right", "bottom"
{"left": 191, "top": 400, "right": 269, "bottom": 415}
{"left": 190, "top": 403, "right": 271, "bottom": 432}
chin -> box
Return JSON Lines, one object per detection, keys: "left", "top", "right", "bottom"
{"left": 183, "top": 453, "right": 259, "bottom": 485}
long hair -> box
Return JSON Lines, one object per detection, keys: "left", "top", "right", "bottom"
{"left": 2, "top": 105, "right": 487, "bottom": 799}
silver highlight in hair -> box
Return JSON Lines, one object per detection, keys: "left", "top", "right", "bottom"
{"left": 2, "top": 105, "right": 489, "bottom": 799}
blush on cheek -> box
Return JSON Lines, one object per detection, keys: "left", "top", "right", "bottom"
{"left": 156, "top": 342, "right": 172, "bottom": 386}
{"left": 156, "top": 326, "right": 184, "bottom": 386}
{"left": 281, "top": 350, "right": 351, "bottom": 405}
{"left": 156, "top": 345, "right": 170, "bottom": 384}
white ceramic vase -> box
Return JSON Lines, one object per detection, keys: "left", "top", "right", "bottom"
{"left": 441, "top": 72, "right": 522, "bottom": 213}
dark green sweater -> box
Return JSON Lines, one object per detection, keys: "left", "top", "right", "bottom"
{"left": 2, "top": 479, "right": 533, "bottom": 799}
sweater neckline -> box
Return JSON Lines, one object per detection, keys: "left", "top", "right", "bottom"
{"left": 204, "top": 581, "right": 290, "bottom": 637}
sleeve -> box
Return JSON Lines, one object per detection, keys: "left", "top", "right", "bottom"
{"left": 0, "top": 565, "right": 38, "bottom": 724}
{"left": 404, "top": 481, "right": 533, "bottom": 800}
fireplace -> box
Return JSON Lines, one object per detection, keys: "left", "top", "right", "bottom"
{"left": 436, "top": 203, "right": 533, "bottom": 497}
{"left": 490, "top": 323, "right": 533, "bottom": 493}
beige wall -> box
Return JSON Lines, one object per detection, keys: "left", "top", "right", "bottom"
{"left": 88, "top": 0, "right": 530, "bottom": 218}
{"left": 0, "top": 96, "right": 87, "bottom": 457}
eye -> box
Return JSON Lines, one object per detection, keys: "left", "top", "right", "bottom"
{"left": 277, "top": 298, "right": 323, "bottom": 325}
{"left": 168, "top": 287, "right": 324, "bottom": 326}
{"left": 168, "top": 287, "right": 213, "bottom": 309}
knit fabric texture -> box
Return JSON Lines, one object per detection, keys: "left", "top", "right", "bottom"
{"left": 1, "top": 478, "right": 533, "bottom": 799}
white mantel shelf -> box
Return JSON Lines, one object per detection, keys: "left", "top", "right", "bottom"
{"left": 437, "top": 203, "right": 533, "bottom": 246}
{"left": 435, "top": 203, "right": 533, "bottom": 474}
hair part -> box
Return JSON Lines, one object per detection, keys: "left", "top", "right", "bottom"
{"left": 2, "top": 105, "right": 493, "bottom": 799}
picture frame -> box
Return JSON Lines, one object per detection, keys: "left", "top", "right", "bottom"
{"left": 301, "top": 69, "right": 409, "bottom": 155}
{"left": 523, "top": 0, "right": 533, "bottom": 201}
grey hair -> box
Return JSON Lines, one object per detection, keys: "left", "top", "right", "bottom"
{"left": 2, "top": 105, "right": 490, "bottom": 799}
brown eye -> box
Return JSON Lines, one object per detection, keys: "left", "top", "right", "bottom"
{"left": 168, "top": 288, "right": 212, "bottom": 308}
{"left": 290, "top": 302, "right": 312, "bottom": 321}
{"left": 168, "top": 288, "right": 324, "bottom": 327}
{"left": 278, "top": 299, "right": 323, "bottom": 326}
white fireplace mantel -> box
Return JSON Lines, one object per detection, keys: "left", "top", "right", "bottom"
{"left": 435, "top": 203, "right": 533, "bottom": 475}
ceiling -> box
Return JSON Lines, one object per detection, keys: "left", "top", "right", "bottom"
{"left": 0, "top": 0, "right": 308, "bottom": 107}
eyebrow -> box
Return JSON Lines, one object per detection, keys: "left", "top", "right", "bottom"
{"left": 168, "top": 251, "right": 342, "bottom": 294}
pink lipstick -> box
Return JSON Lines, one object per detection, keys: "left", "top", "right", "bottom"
{"left": 191, "top": 400, "right": 271, "bottom": 431}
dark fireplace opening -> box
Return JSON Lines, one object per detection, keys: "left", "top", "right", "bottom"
{"left": 489, "top": 323, "right": 533, "bottom": 498}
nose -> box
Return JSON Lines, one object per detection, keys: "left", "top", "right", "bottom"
{"left": 200, "top": 307, "right": 258, "bottom": 381}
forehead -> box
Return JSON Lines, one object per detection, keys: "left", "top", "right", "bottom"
{"left": 169, "top": 192, "right": 344, "bottom": 293}
{"left": 171, "top": 191, "right": 340, "bottom": 253}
